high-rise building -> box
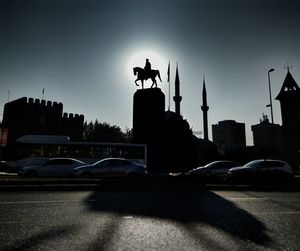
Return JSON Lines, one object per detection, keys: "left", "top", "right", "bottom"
{"left": 212, "top": 120, "right": 246, "bottom": 155}
{"left": 251, "top": 114, "right": 284, "bottom": 155}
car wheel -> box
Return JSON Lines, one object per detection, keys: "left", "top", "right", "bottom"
{"left": 128, "top": 173, "right": 137, "bottom": 179}
{"left": 81, "top": 172, "right": 92, "bottom": 179}
{"left": 26, "top": 170, "right": 37, "bottom": 178}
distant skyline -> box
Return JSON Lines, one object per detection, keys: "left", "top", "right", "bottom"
{"left": 1, "top": 0, "right": 300, "bottom": 145}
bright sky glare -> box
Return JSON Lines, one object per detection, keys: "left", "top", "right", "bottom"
{"left": 0, "top": 0, "right": 300, "bottom": 145}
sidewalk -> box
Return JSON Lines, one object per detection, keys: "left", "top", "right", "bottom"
{"left": 0, "top": 172, "right": 18, "bottom": 177}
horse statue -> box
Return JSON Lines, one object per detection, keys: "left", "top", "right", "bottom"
{"left": 133, "top": 67, "right": 162, "bottom": 89}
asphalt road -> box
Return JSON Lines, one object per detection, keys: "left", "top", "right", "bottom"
{"left": 0, "top": 188, "right": 299, "bottom": 250}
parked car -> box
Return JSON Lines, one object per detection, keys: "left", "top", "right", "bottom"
{"left": 228, "top": 159, "right": 294, "bottom": 182}
{"left": 7, "top": 157, "right": 50, "bottom": 173}
{"left": 72, "top": 158, "right": 148, "bottom": 179}
{"left": 18, "top": 158, "right": 85, "bottom": 177}
{"left": 187, "top": 160, "right": 240, "bottom": 181}
{"left": 0, "top": 161, "right": 10, "bottom": 172}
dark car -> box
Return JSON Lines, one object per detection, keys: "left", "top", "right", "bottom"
{"left": 72, "top": 158, "right": 148, "bottom": 179}
{"left": 187, "top": 160, "right": 240, "bottom": 181}
{"left": 228, "top": 159, "right": 294, "bottom": 182}
{"left": 0, "top": 161, "right": 10, "bottom": 172}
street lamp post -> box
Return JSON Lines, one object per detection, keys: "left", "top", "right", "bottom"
{"left": 267, "top": 68, "right": 275, "bottom": 124}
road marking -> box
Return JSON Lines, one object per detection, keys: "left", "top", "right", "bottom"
{"left": 122, "top": 216, "right": 133, "bottom": 219}
{"left": 0, "top": 199, "right": 97, "bottom": 205}
{"left": 227, "top": 197, "right": 268, "bottom": 201}
{"left": 253, "top": 211, "right": 300, "bottom": 215}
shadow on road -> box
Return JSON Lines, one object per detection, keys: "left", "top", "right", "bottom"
{"left": 85, "top": 187, "right": 271, "bottom": 249}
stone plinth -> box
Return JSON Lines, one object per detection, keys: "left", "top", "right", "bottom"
{"left": 133, "top": 88, "right": 165, "bottom": 171}
{"left": 133, "top": 88, "right": 165, "bottom": 144}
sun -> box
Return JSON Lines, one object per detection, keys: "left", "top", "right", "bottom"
{"left": 127, "top": 50, "right": 168, "bottom": 81}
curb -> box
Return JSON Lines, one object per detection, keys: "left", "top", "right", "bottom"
{"left": 1, "top": 177, "right": 300, "bottom": 191}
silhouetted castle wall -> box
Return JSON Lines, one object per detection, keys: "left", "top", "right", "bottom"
{"left": 61, "top": 112, "right": 84, "bottom": 141}
{"left": 2, "top": 97, "right": 84, "bottom": 145}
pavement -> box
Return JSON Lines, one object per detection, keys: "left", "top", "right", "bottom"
{"left": 1, "top": 189, "right": 300, "bottom": 250}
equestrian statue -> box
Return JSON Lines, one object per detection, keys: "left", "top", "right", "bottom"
{"left": 133, "top": 59, "right": 162, "bottom": 89}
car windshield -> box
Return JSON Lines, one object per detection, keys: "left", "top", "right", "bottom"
{"left": 93, "top": 159, "right": 136, "bottom": 166}
{"left": 204, "top": 162, "right": 218, "bottom": 168}
{"left": 244, "top": 160, "right": 262, "bottom": 167}
{"left": 92, "top": 160, "right": 104, "bottom": 167}
{"left": 204, "top": 161, "right": 230, "bottom": 169}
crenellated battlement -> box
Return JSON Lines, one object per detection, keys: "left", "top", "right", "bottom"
{"left": 7, "top": 97, "right": 63, "bottom": 108}
{"left": 25, "top": 97, "right": 63, "bottom": 108}
{"left": 62, "top": 112, "right": 84, "bottom": 120}
{"left": 2, "top": 96, "right": 84, "bottom": 142}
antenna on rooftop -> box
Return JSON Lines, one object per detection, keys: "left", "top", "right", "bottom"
{"left": 284, "top": 63, "right": 293, "bottom": 72}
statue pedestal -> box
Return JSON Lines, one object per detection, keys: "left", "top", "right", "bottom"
{"left": 133, "top": 88, "right": 165, "bottom": 171}
{"left": 133, "top": 88, "right": 165, "bottom": 143}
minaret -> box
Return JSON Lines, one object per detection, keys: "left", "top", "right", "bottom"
{"left": 173, "top": 63, "right": 182, "bottom": 115}
{"left": 201, "top": 76, "right": 209, "bottom": 141}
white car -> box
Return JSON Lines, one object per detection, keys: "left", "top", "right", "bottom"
{"left": 18, "top": 158, "right": 85, "bottom": 177}
{"left": 228, "top": 159, "right": 294, "bottom": 181}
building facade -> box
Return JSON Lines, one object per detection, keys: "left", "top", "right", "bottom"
{"left": 212, "top": 120, "right": 246, "bottom": 155}
{"left": 251, "top": 114, "right": 284, "bottom": 156}
{"left": 275, "top": 69, "right": 300, "bottom": 166}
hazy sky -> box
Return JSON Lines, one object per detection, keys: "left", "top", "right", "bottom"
{"left": 1, "top": 0, "right": 300, "bottom": 145}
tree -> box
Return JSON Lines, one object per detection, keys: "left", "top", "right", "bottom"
{"left": 83, "top": 120, "right": 131, "bottom": 143}
{"left": 123, "top": 127, "right": 133, "bottom": 143}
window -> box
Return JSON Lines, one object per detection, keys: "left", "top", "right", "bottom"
{"left": 108, "top": 160, "right": 124, "bottom": 167}
{"left": 267, "top": 161, "right": 284, "bottom": 168}
{"left": 46, "top": 159, "right": 74, "bottom": 165}
{"left": 245, "top": 160, "right": 261, "bottom": 167}
{"left": 116, "top": 160, "right": 131, "bottom": 166}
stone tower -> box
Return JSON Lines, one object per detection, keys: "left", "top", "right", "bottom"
{"left": 275, "top": 68, "right": 300, "bottom": 157}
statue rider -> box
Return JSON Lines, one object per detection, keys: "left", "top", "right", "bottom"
{"left": 144, "top": 59, "right": 151, "bottom": 78}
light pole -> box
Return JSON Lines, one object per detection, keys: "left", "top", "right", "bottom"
{"left": 267, "top": 68, "right": 275, "bottom": 124}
